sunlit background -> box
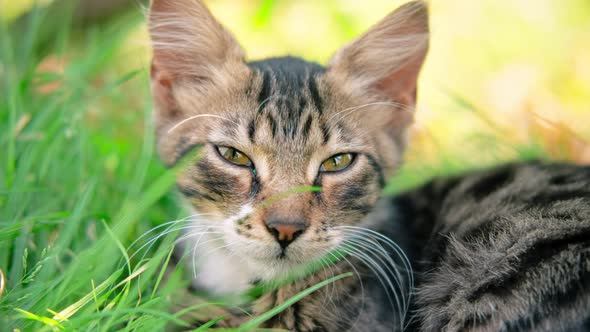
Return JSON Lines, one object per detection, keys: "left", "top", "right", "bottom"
{"left": 4, "top": 0, "right": 589, "bottom": 172}
{"left": 1, "top": 0, "right": 589, "bottom": 329}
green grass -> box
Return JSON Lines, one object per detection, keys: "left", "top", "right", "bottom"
{"left": 0, "top": 7, "right": 195, "bottom": 330}
{"left": 0, "top": 6, "right": 354, "bottom": 331}
{"left": 1, "top": 1, "right": 587, "bottom": 331}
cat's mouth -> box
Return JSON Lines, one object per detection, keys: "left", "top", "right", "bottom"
{"left": 275, "top": 249, "right": 310, "bottom": 263}
{"left": 246, "top": 245, "right": 307, "bottom": 264}
{"left": 244, "top": 238, "right": 335, "bottom": 270}
{"left": 277, "top": 248, "right": 288, "bottom": 259}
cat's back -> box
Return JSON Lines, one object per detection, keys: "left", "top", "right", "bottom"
{"left": 394, "top": 161, "right": 590, "bottom": 331}
{"left": 410, "top": 161, "right": 590, "bottom": 234}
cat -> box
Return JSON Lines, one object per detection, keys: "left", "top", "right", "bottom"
{"left": 147, "top": 0, "right": 590, "bottom": 331}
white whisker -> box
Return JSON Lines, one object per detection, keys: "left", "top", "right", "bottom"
{"left": 325, "top": 249, "right": 368, "bottom": 330}
{"left": 317, "top": 254, "right": 340, "bottom": 315}
{"left": 130, "top": 224, "right": 222, "bottom": 261}
{"left": 342, "top": 243, "right": 402, "bottom": 328}
{"left": 166, "top": 114, "right": 237, "bottom": 134}
{"left": 326, "top": 101, "right": 413, "bottom": 131}
{"left": 336, "top": 225, "right": 413, "bottom": 286}
{"left": 335, "top": 225, "right": 414, "bottom": 327}
{"left": 343, "top": 238, "right": 409, "bottom": 318}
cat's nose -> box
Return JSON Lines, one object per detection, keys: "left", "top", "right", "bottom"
{"left": 265, "top": 221, "right": 307, "bottom": 249}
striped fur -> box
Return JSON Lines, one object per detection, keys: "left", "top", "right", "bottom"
{"left": 147, "top": 1, "right": 590, "bottom": 331}
{"left": 395, "top": 162, "right": 590, "bottom": 331}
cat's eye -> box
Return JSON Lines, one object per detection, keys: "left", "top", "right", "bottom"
{"left": 216, "top": 146, "right": 252, "bottom": 167}
{"left": 320, "top": 153, "right": 355, "bottom": 172}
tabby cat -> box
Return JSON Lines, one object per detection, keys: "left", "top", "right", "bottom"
{"left": 147, "top": 0, "right": 590, "bottom": 331}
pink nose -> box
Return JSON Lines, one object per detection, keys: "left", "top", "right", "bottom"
{"left": 266, "top": 222, "right": 306, "bottom": 249}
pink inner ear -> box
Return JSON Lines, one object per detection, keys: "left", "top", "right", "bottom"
{"left": 326, "top": 1, "right": 429, "bottom": 114}
{"left": 372, "top": 51, "right": 427, "bottom": 130}
{"left": 151, "top": 60, "right": 179, "bottom": 115}
{"left": 374, "top": 50, "right": 427, "bottom": 109}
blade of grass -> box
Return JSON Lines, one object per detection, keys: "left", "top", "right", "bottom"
{"left": 15, "top": 308, "right": 64, "bottom": 330}
{"left": 192, "top": 315, "right": 227, "bottom": 331}
{"left": 150, "top": 244, "right": 175, "bottom": 300}
{"left": 52, "top": 268, "right": 123, "bottom": 321}
{"left": 237, "top": 272, "right": 353, "bottom": 331}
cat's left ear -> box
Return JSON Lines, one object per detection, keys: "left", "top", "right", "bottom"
{"left": 148, "top": 0, "right": 247, "bottom": 118}
{"left": 326, "top": 0, "right": 429, "bottom": 121}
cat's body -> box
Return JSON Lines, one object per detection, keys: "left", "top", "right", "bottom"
{"left": 398, "top": 162, "right": 590, "bottom": 331}
{"left": 146, "top": 0, "right": 590, "bottom": 331}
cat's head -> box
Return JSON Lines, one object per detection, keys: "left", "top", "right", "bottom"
{"left": 148, "top": 0, "right": 428, "bottom": 281}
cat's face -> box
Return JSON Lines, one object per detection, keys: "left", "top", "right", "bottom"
{"left": 148, "top": 0, "right": 428, "bottom": 280}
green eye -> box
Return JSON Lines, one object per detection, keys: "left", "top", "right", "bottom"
{"left": 216, "top": 146, "right": 252, "bottom": 167}
{"left": 320, "top": 153, "right": 355, "bottom": 172}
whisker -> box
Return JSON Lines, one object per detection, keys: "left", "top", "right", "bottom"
{"left": 198, "top": 240, "right": 237, "bottom": 258}
{"left": 167, "top": 114, "right": 238, "bottom": 134}
{"left": 129, "top": 223, "right": 190, "bottom": 260}
{"left": 317, "top": 254, "right": 340, "bottom": 315}
{"left": 339, "top": 231, "right": 412, "bottom": 297}
{"left": 127, "top": 218, "right": 188, "bottom": 251}
{"left": 128, "top": 218, "right": 222, "bottom": 261}
{"left": 187, "top": 230, "right": 229, "bottom": 278}
{"left": 336, "top": 226, "right": 414, "bottom": 326}
{"left": 326, "top": 101, "right": 413, "bottom": 131}
{"left": 325, "top": 249, "right": 368, "bottom": 330}
{"left": 340, "top": 232, "right": 411, "bottom": 290}
{"left": 343, "top": 237, "right": 409, "bottom": 319}
{"left": 336, "top": 226, "right": 413, "bottom": 287}
{"left": 175, "top": 229, "right": 224, "bottom": 246}
{"left": 341, "top": 242, "right": 403, "bottom": 327}
{"left": 127, "top": 212, "right": 222, "bottom": 250}
{"left": 133, "top": 220, "right": 218, "bottom": 247}
{"left": 131, "top": 226, "right": 222, "bottom": 262}
{"left": 315, "top": 255, "right": 334, "bottom": 308}
{"left": 318, "top": 257, "right": 347, "bottom": 329}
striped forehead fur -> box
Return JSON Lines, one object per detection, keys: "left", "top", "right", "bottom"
{"left": 247, "top": 57, "right": 326, "bottom": 143}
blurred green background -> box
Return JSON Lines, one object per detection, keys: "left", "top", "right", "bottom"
{"left": 4, "top": 0, "right": 590, "bottom": 167}
{"left": 0, "top": 0, "right": 589, "bottom": 330}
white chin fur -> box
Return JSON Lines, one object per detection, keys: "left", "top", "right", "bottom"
{"left": 191, "top": 237, "right": 256, "bottom": 295}
{"left": 191, "top": 240, "right": 296, "bottom": 295}
{"left": 182, "top": 204, "right": 275, "bottom": 296}
{"left": 182, "top": 204, "right": 329, "bottom": 297}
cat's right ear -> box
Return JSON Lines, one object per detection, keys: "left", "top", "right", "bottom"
{"left": 148, "top": 0, "right": 246, "bottom": 118}
{"left": 326, "top": 0, "right": 429, "bottom": 129}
